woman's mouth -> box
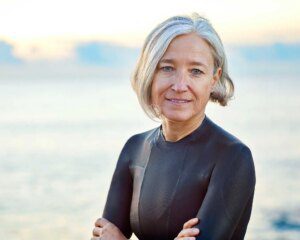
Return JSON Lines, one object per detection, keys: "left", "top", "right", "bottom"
{"left": 166, "top": 98, "right": 192, "bottom": 104}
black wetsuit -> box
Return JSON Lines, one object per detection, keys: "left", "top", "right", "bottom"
{"left": 102, "top": 115, "right": 256, "bottom": 240}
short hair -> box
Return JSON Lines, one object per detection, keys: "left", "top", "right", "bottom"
{"left": 131, "top": 13, "right": 234, "bottom": 120}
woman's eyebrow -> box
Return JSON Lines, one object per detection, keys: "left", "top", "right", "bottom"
{"left": 189, "top": 61, "right": 208, "bottom": 68}
{"left": 159, "top": 58, "right": 208, "bottom": 68}
{"left": 159, "top": 58, "right": 174, "bottom": 64}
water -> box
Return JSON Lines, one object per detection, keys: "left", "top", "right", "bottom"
{"left": 0, "top": 74, "right": 299, "bottom": 239}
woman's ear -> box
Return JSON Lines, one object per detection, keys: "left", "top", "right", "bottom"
{"left": 212, "top": 67, "right": 222, "bottom": 87}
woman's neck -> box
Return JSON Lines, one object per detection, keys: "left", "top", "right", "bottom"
{"left": 161, "top": 114, "right": 205, "bottom": 142}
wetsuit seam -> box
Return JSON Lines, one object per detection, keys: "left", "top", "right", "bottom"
{"left": 137, "top": 134, "right": 155, "bottom": 238}
{"left": 166, "top": 144, "right": 190, "bottom": 237}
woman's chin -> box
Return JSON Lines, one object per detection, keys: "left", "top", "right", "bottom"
{"left": 161, "top": 111, "right": 192, "bottom": 123}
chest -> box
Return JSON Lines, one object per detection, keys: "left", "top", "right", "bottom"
{"left": 129, "top": 144, "right": 215, "bottom": 239}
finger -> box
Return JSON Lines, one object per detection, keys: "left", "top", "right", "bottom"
{"left": 95, "top": 217, "right": 110, "bottom": 227}
{"left": 177, "top": 228, "right": 200, "bottom": 238}
{"left": 92, "top": 227, "right": 103, "bottom": 237}
{"left": 183, "top": 218, "right": 199, "bottom": 229}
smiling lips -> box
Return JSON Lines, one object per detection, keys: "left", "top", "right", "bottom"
{"left": 166, "top": 98, "right": 192, "bottom": 104}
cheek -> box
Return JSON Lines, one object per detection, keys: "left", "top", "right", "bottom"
{"left": 151, "top": 77, "right": 168, "bottom": 104}
{"left": 203, "top": 84, "right": 212, "bottom": 97}
{"left": 192, "top": 83, "right": 212, "bottom": 103}
{"left": 151, "top": 83, "right": 163, "bottom": 106}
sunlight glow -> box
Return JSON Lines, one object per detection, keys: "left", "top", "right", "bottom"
{"left": 0, "top": 0, "right": 299, "bottom": 60}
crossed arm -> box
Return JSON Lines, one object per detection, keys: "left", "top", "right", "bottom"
{"left": 92, "top": 143, "right": 255, "bottom": 240}
{"left": 92, "top": 217, "right": 200, "bottom": 240}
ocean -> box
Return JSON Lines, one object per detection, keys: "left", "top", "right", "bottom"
{"left": 0, "top": 73, "right": 299, "bottom": 239}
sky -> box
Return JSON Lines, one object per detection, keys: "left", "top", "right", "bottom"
{"left": 0, "top": 0, "right": 299, "bottom": 61}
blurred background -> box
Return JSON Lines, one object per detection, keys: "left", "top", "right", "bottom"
{"left": 0, "top": 0, "right": 299, "bottom": 239}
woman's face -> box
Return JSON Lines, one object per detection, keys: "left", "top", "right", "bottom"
{"left": 151, "top": 32, "right": 221, "bottom": 124}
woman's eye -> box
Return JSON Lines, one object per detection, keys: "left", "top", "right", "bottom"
{"left": 161, "top": 66, "right": 174, "bottom": 72}
{"left": 191, "top": 68, "right": 203, "bottom": 75}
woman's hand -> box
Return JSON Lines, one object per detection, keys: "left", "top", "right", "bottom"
{"left": 91, "top": 217, "right": 128, "bottom": 240}
{"left": 174, "top": 217, "right": 200, "bottom": 240}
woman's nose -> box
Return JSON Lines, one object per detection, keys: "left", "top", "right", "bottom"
{"left": 171, "top": 71, "right": 188, "bottom": 92}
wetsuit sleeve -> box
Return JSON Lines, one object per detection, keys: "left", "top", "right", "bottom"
{"left": 102, "top": 139, "right": 133, "bottom": 239}
{"left": 195, "top": 145, "right": 256, "bottom": 240}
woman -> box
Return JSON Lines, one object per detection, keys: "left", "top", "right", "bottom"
{"left": 92, "top": 13, "right": 256, "bottom": 240}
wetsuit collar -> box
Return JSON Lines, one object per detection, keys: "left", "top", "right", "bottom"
{"left": 155, "top": 114, "right": 211, "bottom": 147}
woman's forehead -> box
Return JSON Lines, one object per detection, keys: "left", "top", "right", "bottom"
{"left": 160, "top": 34, "right": 214, "bottom": 67}
{"left": 168, "top": 33, "right": 210, "bottom": 49}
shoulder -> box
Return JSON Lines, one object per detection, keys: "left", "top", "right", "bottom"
{"left": 206, "top": 116, "right": 247, "bottom": 149}
{"left": 126, "top": 127, "right": 158, "bottom": 145}
{"left": 116, "top": 127, "right": 159, "bottom": 165}
{"left": 205, "top": 117, "right": 253, "bottom": 158}
{"left": 120, "top": 126, "right": 159, "bottom": 155}
{"left": 206, "top": 117, "right": 255, "bottom": 175}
